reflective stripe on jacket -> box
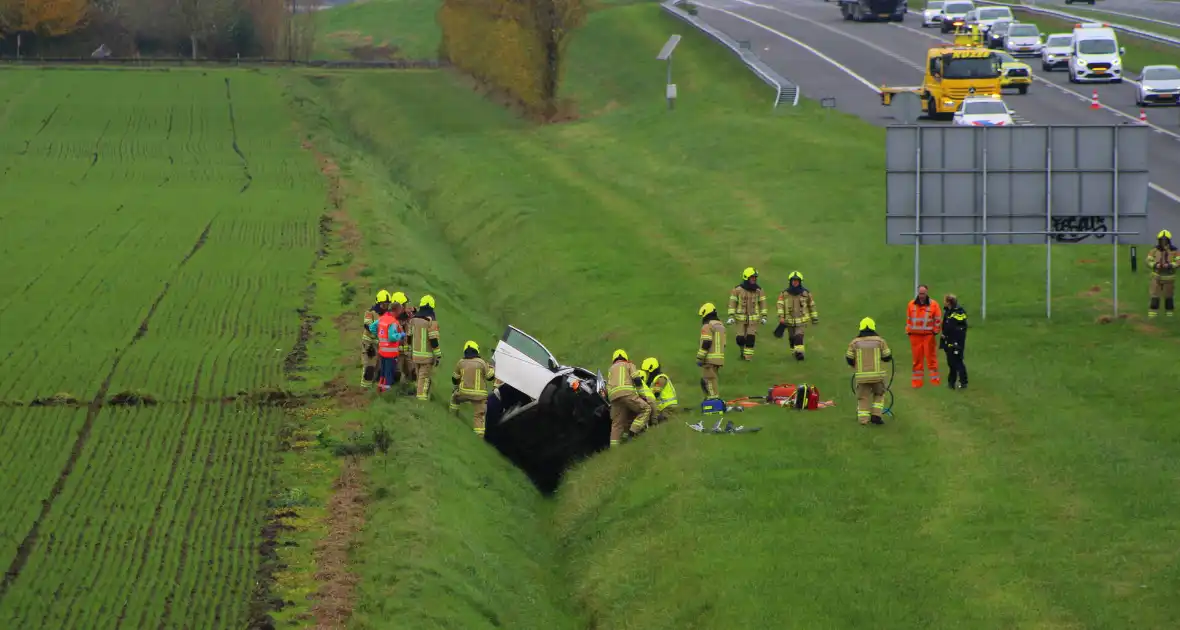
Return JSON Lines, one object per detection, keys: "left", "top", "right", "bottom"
{"left": 1147, "top": 246, "right": 1180, "bottom": 279}
{"left": 650, "top": 373, "right": 678, "bottom": 410}
{"left": 376, "top": 314, "right": 403, "bottom": 358}
{"left": 454, "top": 357, "right": 494, "bottom": 397}
{"left": 409, "top": 317, "right": 442, "bottom": 360}
{"left": 607, "top": 361, "right": 637, "bottom": 400}
{"left": 728, "top": 286, "right": 768, "bottom": 321}
{"left": 776, "top": 290, "right": 818, "bottom": 326}
{"left": 846, "top": 336, "right": 892, "bottom": 384}
{"left": 697, "top": 321, "right": 727, "bottom": 365}
{"left": 906, "top": 300, "right": 942, "bottom": 335}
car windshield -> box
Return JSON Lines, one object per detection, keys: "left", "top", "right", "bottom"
{"left": 1144, "top": 67, "right": 1180, "bottom": 80}
{"left": 997, "top": 52, "right": 1016, "bottom": 63}
{"left": 1009, "top": 25, "right": 1038, "bottom": 37}
{"left": 945, "top": 2, "right": 973, "bottom": 13}
{"left": 978, "top": 8, "right": 1009, "bottom": 19}
{"left": 928, "top": 0, "right": 944, "bottom": 8}
{"left": 1078, "top": 39, "right": 1117, "bottom": 54}
{"left": 964, "top": 101, "right": 1008, "bottom": 115}
{"left": 1047, "top": 35, "right": 1072, "bottom": 47}
{"left": 943, "top": 56, "right": 1002, "bottom": 78}
{"left": 991, "top": 22, "right": 1010, "bottom": 34}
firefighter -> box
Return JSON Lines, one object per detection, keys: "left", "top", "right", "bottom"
{"left": 392, "top": 291, "right": 416, "bottom": 389}
{"left": 774, "top": 270, "right": 818, "bottom": 361}
{"left": 697, "top": 303, "right": 727, "bottom": 399}
{"left": 361, "top": 290, "right": 392, "bottom": 388}
{"left": 371, "top": 305, "right": 406, "bottom": 393}
{"left": 940, "top": 294, "right": 969, "bottom": 390}
{"left": 640, "top": 357, "right": 679, "bottom": 424}
{"left": 846, "top": 317, "right": 893, "bottom": 425}
{"left": 408, "top": 295, "right": 443, "bottom": 401}
{"left": 727, "top": 267, "right": 768, "bottom": 361}
{"left": 606, "top": 349, "right": 651, "bottom": 448}
{"left": 1148, "top": 229, "right": 1179, "bottom": 318}
{"left": 450, "top": 340, "right": 496, "bottom": 437}
{"left": 905, "top": 284, "right": 942, "bottom": 388}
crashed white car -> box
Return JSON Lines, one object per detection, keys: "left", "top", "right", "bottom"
{"left": 953, "top": 96, "right": 1015, "bottom": 126}
{"left": 487, "top": 326, "right": 610, "bottom": 492}
{"left": 1136, "top": 64, "right": 1180, "bottom": 106}
{"left": 1041, "top": 33, "right": 1073, "bottom": 71}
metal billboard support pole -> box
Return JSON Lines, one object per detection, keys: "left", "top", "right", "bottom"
{"left": 981, "top": 127, "right": 988, "bottom": 320}
{"left": 1112, "top": 124, "right": 1120, "bottom": 318}
{"left": 914, "top": 127, "right": 922, "bottom": 294}
{"left": 1045, "top": 126, "right": 1053, "bottom": 319}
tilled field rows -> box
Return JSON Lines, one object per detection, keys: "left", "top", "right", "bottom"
{"left": 0, "top": 68, "right": 325, "bottom": 629}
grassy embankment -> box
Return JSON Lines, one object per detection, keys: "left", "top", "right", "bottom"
{"left": 312, "top": 0, "right": 443, "bottom": 60}
{"left": 274, "top": 0, "right": 1180, "bottom": 628}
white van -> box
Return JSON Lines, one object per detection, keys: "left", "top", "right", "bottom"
{"left": 1069, "top": 23, "right": 1125, "bottom": 83}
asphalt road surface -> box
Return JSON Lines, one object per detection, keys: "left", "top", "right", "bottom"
{"left": 693, "top": 0, "right": 1180, "bottom": 232}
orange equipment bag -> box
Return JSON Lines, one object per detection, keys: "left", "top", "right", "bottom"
{"left": 768, "top": 383, "right": 820, "bottom": 410}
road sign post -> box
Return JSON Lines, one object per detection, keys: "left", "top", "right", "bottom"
{"left": 886, "top": 124, "right": 1152, "bottom": 320}
{"left": 657, "top": 35, "right": 682, "bottom": 111}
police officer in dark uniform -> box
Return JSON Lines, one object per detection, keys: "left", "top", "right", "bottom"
{"left": 940, "top": 294, "right": 969, "bottom": 390}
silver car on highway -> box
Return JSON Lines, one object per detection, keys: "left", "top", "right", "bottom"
{"left": 1041, "top": 33, "right": 1073, "bottom": 71}
{"left": 1136, "top": 64, "right": 1180, "bottom": 106}
{"left": 922, "top": 0, "right": 945, "bottom": 27}
{"left": 1005, "top": 22, "right": 1043, "bottom": 57}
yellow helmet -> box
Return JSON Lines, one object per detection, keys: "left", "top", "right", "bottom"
{"left": 859, "top": 317, "right": 876, "bottom": 331}
{"left": 1160, "top": 229, "right": 1173, "bottom": 240}
{"left": 641, "top": 357, "right": 659, "bottom": 372}
{"left": 375, "top": 289, "right": 392, "bottom": 303}
{"left": 699, "top": 302, "right": 716, "bottom": 317}
{"left": 419, "top": 294, "right": 436, "bottom": 308}
{"left": 390, "top": 291, "right": 408, "bottom": 305}
{"left": 788, "top": 271, "right": 803, "bottom": 283}
{"left": 463, "top": 340, "right": 479, "bottom": 353}
{"left": 612, "top": 349, "right": 629, "bottom": 362}
{"left": 742, "top": 266, "right": 759, "bottom": 280}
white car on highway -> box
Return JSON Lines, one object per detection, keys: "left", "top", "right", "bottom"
{"left": 922, "top": 0, "right": 945, "bottom": 27}
{"left": 1069, "top": 23, "right": 1125, "bottom": 83}
{"left": 1136, "top": 64, "right": 1180, "bottom": 106}
{"left": 972, "top": 6, "right": 1013, "bottom": 35}
{"left": 1041, "top": 33, "right": 1073, "bottom": 71}
{"left": 1004, "top": 23, "right": 1044, "bottom": 57}
{"left": 953, "top": 96, "right": 1015, "bottom": 126}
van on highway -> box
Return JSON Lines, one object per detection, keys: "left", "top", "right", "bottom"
{"left": 939, "top": 0, "right": 975, "bottom": 33}
{"left": 1069, "top": 23, "right": 1125, "bottom": 83}
{"left": 971, "top": 6, "right": 1013, "bottom": 35}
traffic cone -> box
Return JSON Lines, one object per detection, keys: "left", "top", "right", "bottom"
{"left": 1090, "top": 89, "right": 1100, "bottom": 109}
{"left": 1139, "top": 108, "right": 1147, "bottom": 123}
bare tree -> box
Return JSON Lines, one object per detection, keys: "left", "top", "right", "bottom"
{"left": 175, "top": 0, "right": 230, "bottom": 58}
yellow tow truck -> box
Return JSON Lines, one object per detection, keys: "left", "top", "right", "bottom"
{"left": 880, "top": 44, "right": 1004, "bottom": 119}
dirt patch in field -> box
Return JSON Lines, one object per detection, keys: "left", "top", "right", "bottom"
{"left": 310, "top": 457, "right": 367, "bottom": 629}
{"left": 107, "top": 391, "right": 159, "bottom": 406}
{"left": 29, "top": 393, "right": 80, "bottom": 407}
{"left": 247, "top": 509, "right": 300, "bottom": 629}
{"left": 323, "top": 373, "right": 370, "bottom": 411}
{"left": 348, "top": 44, "right": 398, "bottom": 61}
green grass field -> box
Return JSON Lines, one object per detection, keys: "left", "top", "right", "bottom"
{"left": 313, "top": 0, "right": 443, "bottom": 60}
{"left": 0, "top": 68, "right": 325, "bottom": 627}
{"left": 280, "top": 1, "right": 1180, "bottom": 628}
{"left": 4, "top": 0, "right": 1180, "bottom": 627}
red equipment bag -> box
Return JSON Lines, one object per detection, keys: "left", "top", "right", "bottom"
{"left": 767, "top": 383, "right": 821, "bottom": 410}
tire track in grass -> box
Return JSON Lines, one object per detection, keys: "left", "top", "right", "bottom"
{"left": 73, "top": 118, "right": 111, "bottom": 186}
{"left": 113, "top": 363, "right": 206, "bottom": 630}
{"left": 0, "top": 217, "right": 217, "bottom": 603}
{"left": 223, "top": 78, "right": 252, "bottom": 194}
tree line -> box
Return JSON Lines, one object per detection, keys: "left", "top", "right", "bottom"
{"left": 0, "top": 0, "right": 317, "bottom": 59}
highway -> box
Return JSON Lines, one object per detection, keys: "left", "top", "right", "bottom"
{"left": 692, "top": 0, "right": 1180, "bottom": 229}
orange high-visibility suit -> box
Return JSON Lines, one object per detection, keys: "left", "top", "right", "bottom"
{"left": 905, "top": 297, "right": 942, "bottom": 387}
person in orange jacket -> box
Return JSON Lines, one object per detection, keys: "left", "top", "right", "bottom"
{"left": 905, "top": 284, "right": 942, "bottom": 388}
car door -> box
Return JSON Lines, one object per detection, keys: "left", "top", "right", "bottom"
{"left": 492, "top": 326, "right": 562, "bottom": 400}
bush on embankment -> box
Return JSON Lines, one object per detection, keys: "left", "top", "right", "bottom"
{"left": 290, "top": 1, "right": 1180, "bottom": 627}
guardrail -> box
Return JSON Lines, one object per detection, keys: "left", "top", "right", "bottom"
{"left": 660, "top": 0, "right": 800, "bottom": 107}
{"left": 975, "top": 1, "right": 1180, "bottom": 48}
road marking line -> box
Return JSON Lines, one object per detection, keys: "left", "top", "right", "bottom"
{"left": 697, "top": 3, "right": 884, "bottom": 93}
{"left": 708, "top": 0, "right": 1180, "bottom": 204}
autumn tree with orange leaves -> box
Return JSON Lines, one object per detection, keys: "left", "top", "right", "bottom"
{"left": 0, "top": 0, "right": 90, "bottom": 38}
